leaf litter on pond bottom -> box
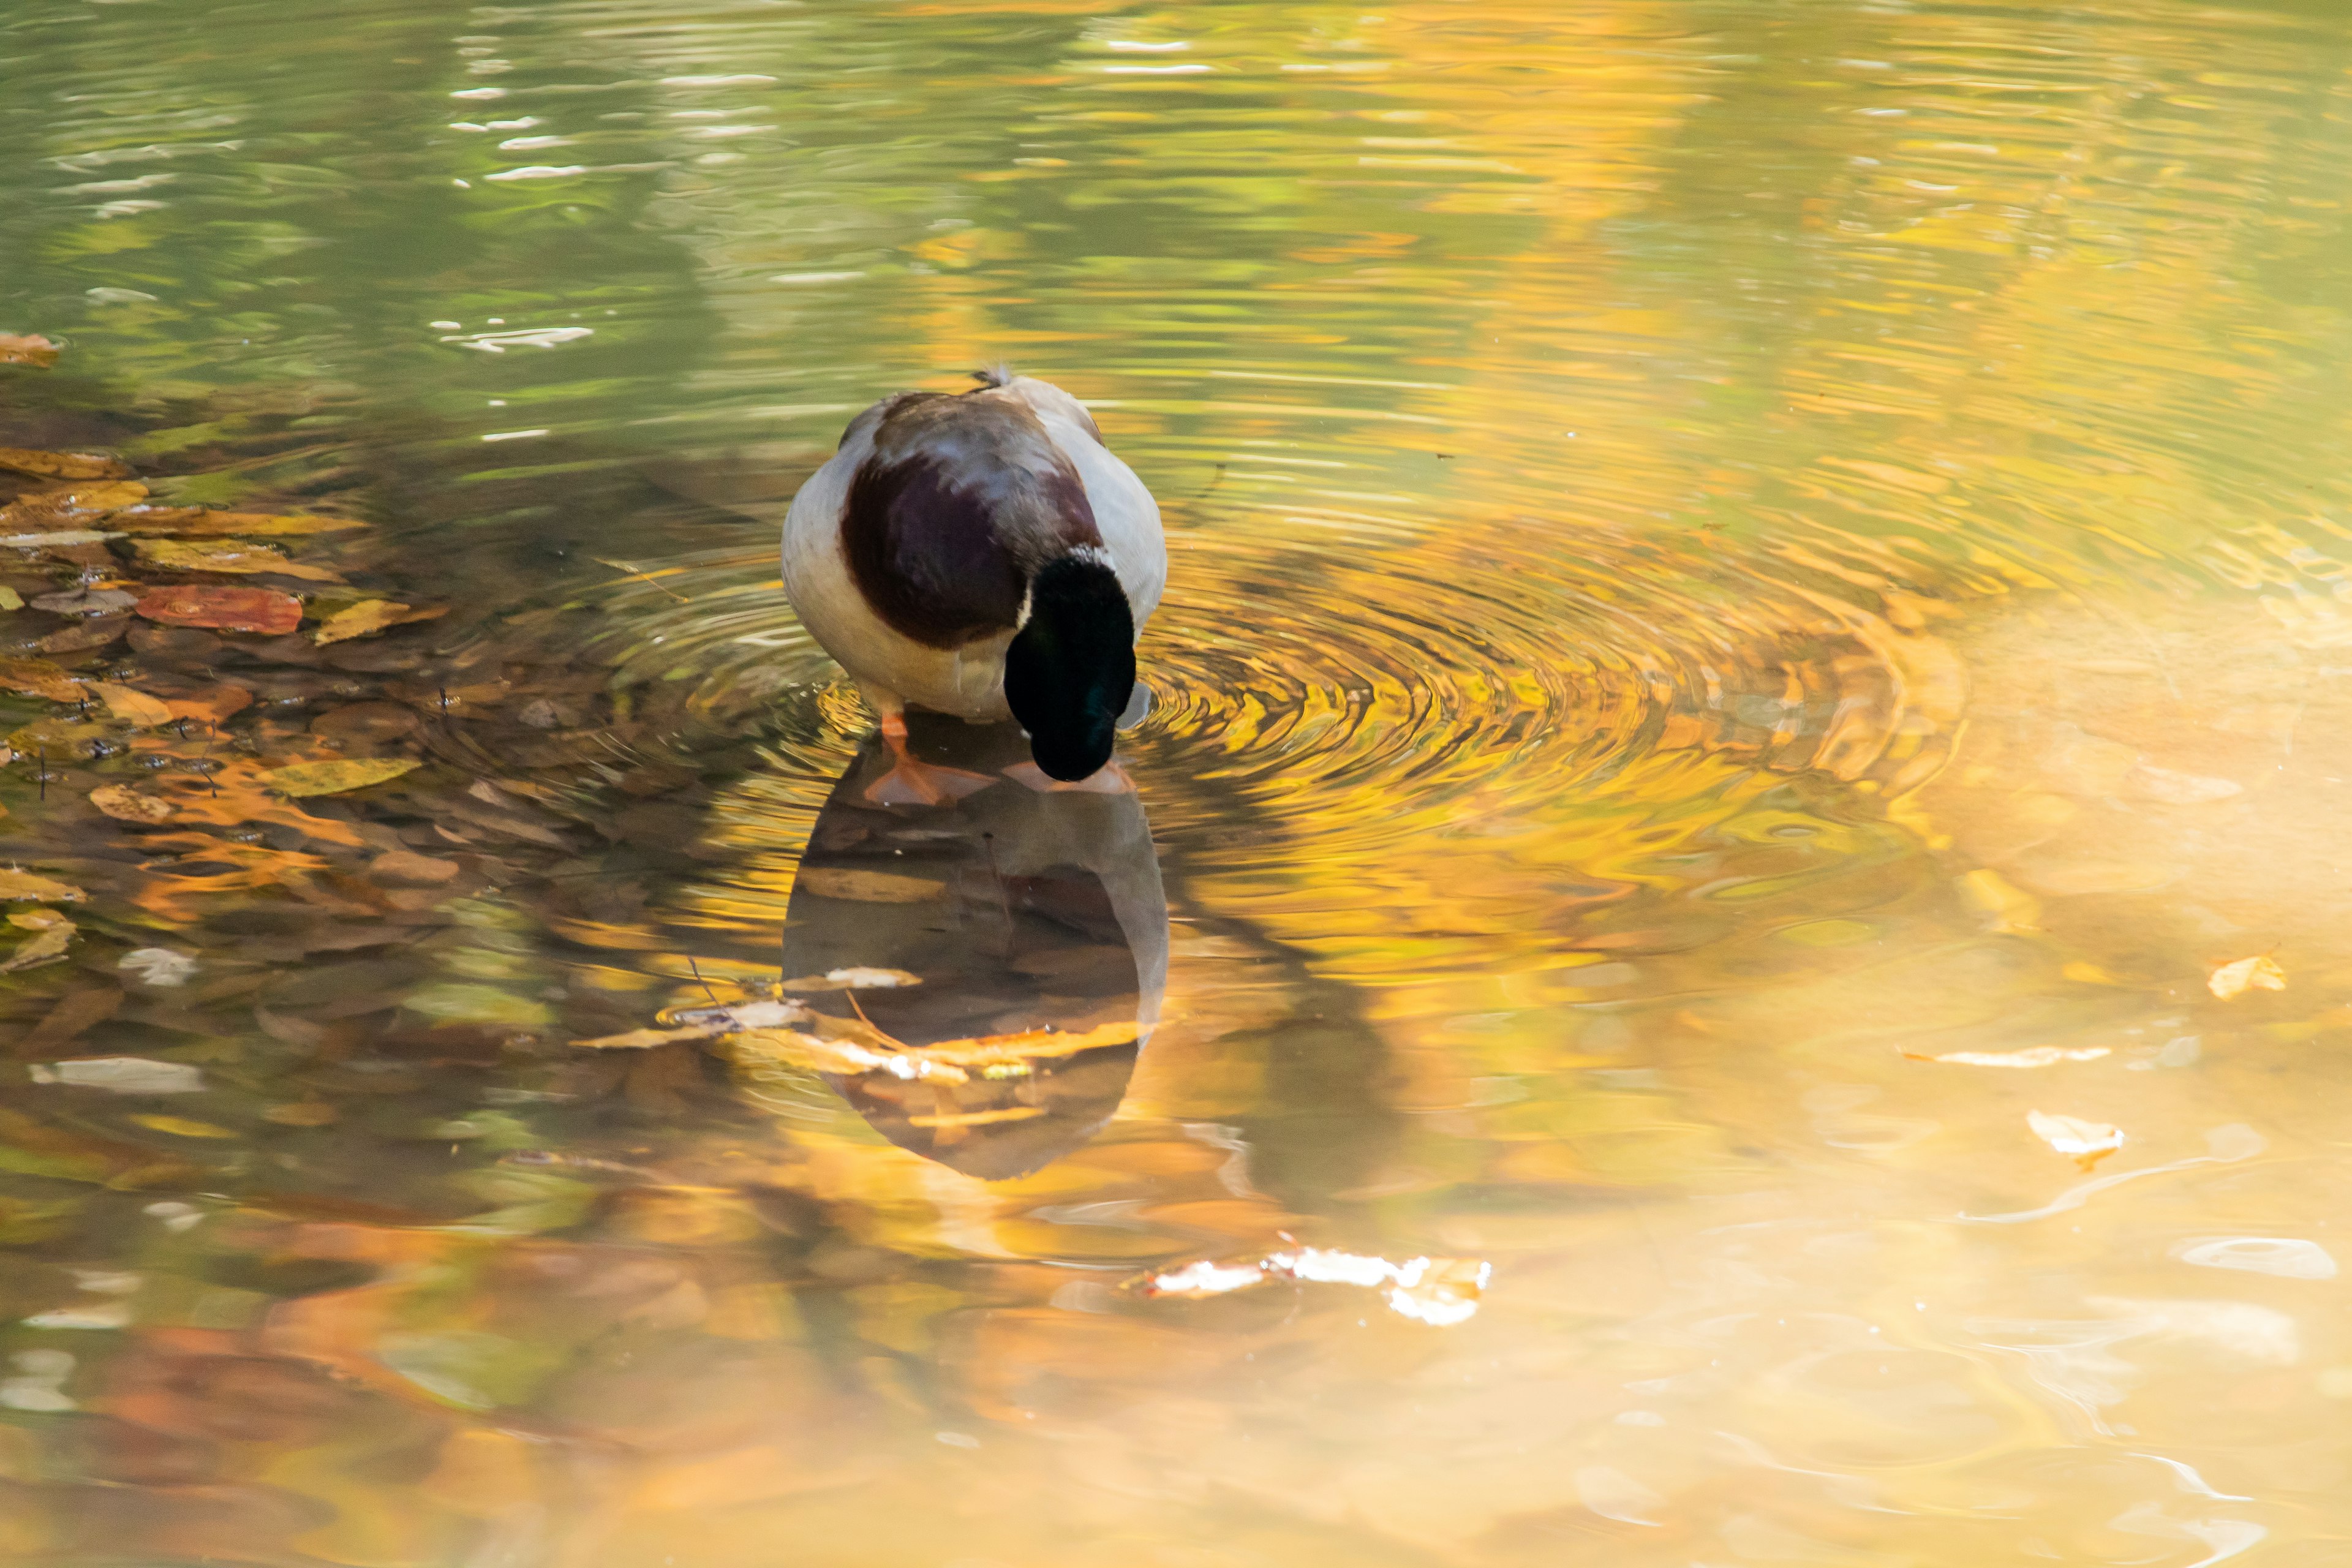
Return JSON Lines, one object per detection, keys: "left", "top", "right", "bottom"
{"left": 134, "top": 586, "right": 302, "bottom": 635}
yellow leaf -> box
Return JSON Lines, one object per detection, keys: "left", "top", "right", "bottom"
{"left": 89, "top": 785, "right": 178, "bottom": 824}
{"left": 2027, "top": 1109, "right": 2126, "bottom": 1170}
{"left": 0, "top": 657, "right": 85, "bottom": 703}
{"left": 2209, "top": 955, "right": 2285, "bottom": 1000}
{"left": 85, "top": 681, "right": 172, "bottom": 728}
{"left": 314, "top": 600, "right": 412, "bottom": 645}
{"left": 0, "top": 448, "right": 132, "bottom": 481}
{"left": 0, "top": 587, "right": 18, "bottom": 612}
{"left": 132, "top": 538, "right": 343, "bottom": 582}
{"left": 907, "top": 1106, "right": 1046, "bottom": 1129}
{"left": 129, "top": 1114, "right": 237, "bottom": 1139}
{"left": 263, "top": 758, "right": 421, "bottom": 797}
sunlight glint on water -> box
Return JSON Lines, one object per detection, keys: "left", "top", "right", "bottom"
{"left": 3, "top": 0, "right": 2352, "bottom": 1562}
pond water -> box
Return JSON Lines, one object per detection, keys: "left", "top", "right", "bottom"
{"left": 4, "top": 0, "right": 2352, "bottom": 1562}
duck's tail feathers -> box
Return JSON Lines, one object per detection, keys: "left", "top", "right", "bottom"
{"left": 970, "top": 363, "right": 1015, "bottom": 388}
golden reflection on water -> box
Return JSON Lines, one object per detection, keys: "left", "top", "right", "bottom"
{"left": 5, "top": 0, "right": 2352, "bottom": 1562}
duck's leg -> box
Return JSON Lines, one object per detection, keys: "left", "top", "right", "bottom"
{"left": 865, "top": 695, "right": 994, "bottom": 808}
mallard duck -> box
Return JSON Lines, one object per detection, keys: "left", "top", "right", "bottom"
{"left": 782, "top": 369, "right": 1166, "bottom": 804}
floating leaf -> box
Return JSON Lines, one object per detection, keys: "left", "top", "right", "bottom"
{"left": 0, "top": 333, "right": 60, "bottom": 368}
{"left": 85, "top": 682, "right": 172, "bottom": 728}
{"left": 132, "top": 538, "right": 343, "bottom": 582}
{"left": 29, "top": 587, "right": 136, "bottom": 615}
{"left": 89, "top": 785, "right": 178, "bottom": 824}
{"left": 0, "top": 869, "right": 82, "bottom": 903}
{"left": 264, "top": 757, "right": 421, "bottom": 797}
{"left": 1138, "top": 1248, "right": 1491, "bottom": 1326}
{"left": 134, "top": 584, "right": 302, "bottom": 634}
{"left": 2027, "top": 1109, "right": 2127, "bottom": 1170}
{"left": 107, "top": 505, "right": 364, "bottom": 537}
{"left": 315, "top": 599, "right": 425, "bottom": 645}
{"left": 128, "top": 1114, "right": 236, "bottom": 1139}
{"left": 154, "top": 681, "right": 252, "bottom": 724}
{"left": 0, "top": 449, "right": 131, "bottom": 481}
{"left": 0, "top": 587, "right": 18, "bottom": 611}
{"left": 2209, "top": 955, "right": 2285, "bottom": 1000}
{"left": 1909, "top": 1046, "right": 2111, "bottom": 1068}
{"left": 0, "top": 657, "right": 85, "bottom": 703}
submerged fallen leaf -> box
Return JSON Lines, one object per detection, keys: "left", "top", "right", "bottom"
{"left": 29, "top": 1058, "right": 205, "bottom": 1095}
{"left": 135, "top": 584, "right": 303, "bottom": 634}
{"left": 154, "top": 681, "right": 252, "bottom": 724}
{"left": 793, "top": 867, "right": 947, "bottom": 903}
{"left": 85, "top": 681, "right": 172, "bottom": 728}
{"left": 0, "top": 333, "right": 60, "bottom": 368}
{"left": 35, "top": 614, "right": 128, "bottom": 654}
{"left": 0, "top": 449, "right": 130, "bottom": 481}
{"left": 2209, "top": 955, "right": 2286, "bottom": 1000}
{"left": 0, "top": 657, "right": 85, "bottom": 703}
{"left": 0, "top": 869, "right": 83, "bottom": 903}
{"left": 264, "top": 757, "right": 421, "bottom": 796}
{"left": 2027, "top": 1109, "right": 2127, "bottom": 1170}
{"left": 1909, "top": 1046, "right": 2112, "bottom": 1068}
{"left": 119, "top": 948, "right": 196, "bottom": 987}
{"left": 132, "top": 538, "right": 343, "bottom": 582}
{"left": 778, "top": 967, "right": 922, "bottom": 992}
{"left": 89, "top": 785, "right": 178, "bottom": 824}
{"left": 107, "top": 505, "right": 365, "bottom": 537}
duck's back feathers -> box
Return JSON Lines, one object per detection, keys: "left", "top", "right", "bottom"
{"left": 843, "top": 391, "right": 1099, "bottom": 650}
{"left": 782, "top": 373, "right": 1165, "bottom": 723}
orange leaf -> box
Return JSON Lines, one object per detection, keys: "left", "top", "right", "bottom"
{"left": 0, "top": 333, "right": 59, "bottom": 367}
{"left": 0, "top": 448, "right": 131, "bottom": 481}
{"left": 90, "top": 785, "right": 178, "bottom": 824}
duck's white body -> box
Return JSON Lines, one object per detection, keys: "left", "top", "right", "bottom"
{"left": 781, "top": 374, "right": 1164, "bottom": 723}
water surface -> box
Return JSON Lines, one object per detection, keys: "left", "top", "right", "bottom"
{"left": 5, "top": 0, "right": 2352, "bottom": 1562}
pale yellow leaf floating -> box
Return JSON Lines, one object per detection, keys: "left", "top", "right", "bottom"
{"left": 1910, "top": 1046, "right": 2111, "bottom": 1068}
{"left": 0, "top": 868, "right": 82, "bottom": 902}
{"left": 133, "top": 537, "right": 343, "bottom": 582}
{"left": 85, "top": 680, "right": 172, "bottom": 728}
{"left": 0, "top": 587, "right": 18, "bottom": 612}
{"left": 265, "top": 757, "right": 421, "bottom": 797}
{"left": 2028, "top": 1109, "right": 2127, "bottom": 1170}
{"left": 89, "top": 785, "right": 178, "bottom": 824}
{"left": 2209, "top": 955, "right": 2285, "bottom": 1000}
{"left": 314, "top": 600, "right": 413, "bottom": 645}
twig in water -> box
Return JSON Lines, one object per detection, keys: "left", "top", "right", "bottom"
{"left": 687, "top": 956, "right": 720, "bottom": 1005}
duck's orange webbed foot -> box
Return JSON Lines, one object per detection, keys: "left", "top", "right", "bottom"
{"left": 865, "top": 712, "right": 994, "bottom": 807}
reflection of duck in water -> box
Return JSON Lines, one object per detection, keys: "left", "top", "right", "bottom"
{"left": 782, "top": 368, "right": 1166, "bottom": 804}
{"left": 778, "top": 717, "right": 1167, "bottom": 1179}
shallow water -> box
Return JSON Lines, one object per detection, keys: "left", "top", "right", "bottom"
{"left": 5, "top": 0, "right": 2352, "bottom": 1561}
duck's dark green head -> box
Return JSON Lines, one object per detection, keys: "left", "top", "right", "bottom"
{"left": 1005, "top": 555, "right": 1135, "bottom": 782}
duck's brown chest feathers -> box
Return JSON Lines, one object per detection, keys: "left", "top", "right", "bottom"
{"left": 842, "top": 391, "right": 1102, "bottom": 650}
